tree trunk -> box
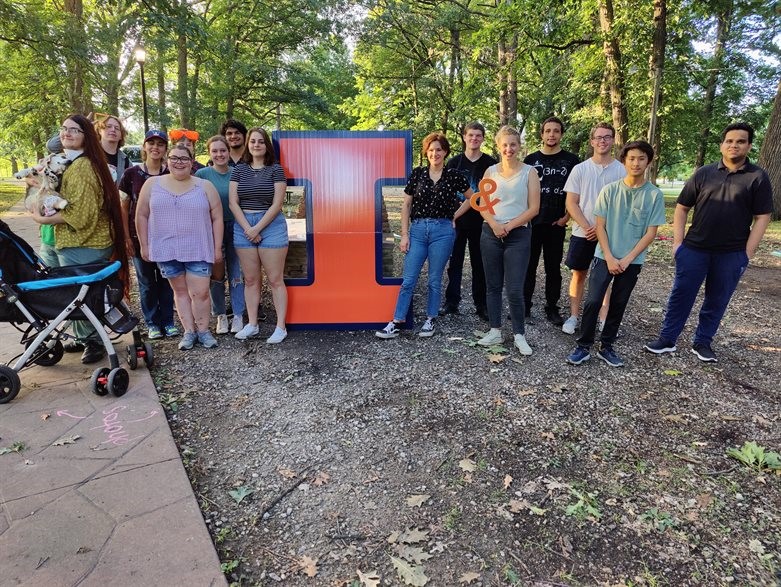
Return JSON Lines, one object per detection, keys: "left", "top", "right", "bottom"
{"left": 177, "top": 32, "right": 189, "bottom": 128}
{"left": 156, "top": 43, "right": 167, "bottom": 130}
{"left": 507, "top": 34, "right": 518, "bottom": 127}
{"left": 647, "top": 0, "right": 667, "bottom": 184}
{"left": 498, "top": 40, "right": 508, "bottom": 126}
{"left": 599, "top": 0, "right": 629, "bottom": 148}
{"left": 758, "top": 78, "right": 781, "bottom": 221}
{"left": 64, "top": 0, "right": 85, "bottom": 112}
{"left": 695, "top": 5, "right": 732, "bottom": 168}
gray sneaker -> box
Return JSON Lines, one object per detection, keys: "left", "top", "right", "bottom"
{"left": 178, "top": 331, "right": 198, "bottom": 351}
{"left": 198, "top": 331, "right": 218, "bottom": 349}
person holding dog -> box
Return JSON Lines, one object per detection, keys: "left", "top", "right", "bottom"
{"left": 31, "top": 114, "right": 129, "bottom": 364}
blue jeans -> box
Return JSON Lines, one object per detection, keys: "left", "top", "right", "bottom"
{"left": 392, "top": 218, "right": 455, "bottom": 321}
{"left": 577, "top": 258, "right": 641, "bottom": 349}
{"left": 55, "top": 245, "right": 113, "bottom": 342}
{"left": 132, "top": 256, "right": 175, "bottom": 329}
{"left": 210, "top": 220, "right": 245, "bottom": 316}
{"left": 659, "top": 244, "right": 748, "bottom": 346}
{"left": 481, "top": 225, "right": 531, "bottom": 334}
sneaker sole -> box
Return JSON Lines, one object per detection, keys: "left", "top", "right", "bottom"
{"left": 515, "top": 346, "right": 532, "bottom": 356}
{"left": 643, "top": 344, "right": 676, "bottom": 354}
{"left": 477, "top": 337, "right": 503, "bottom": 346}
{"left": 596, "top": 353, "right": 623, "bottom": 367}
{"left": 375, "top": 332, "right": 399, "bottom": 339}
{"left": 418, "top": 331, "right": 434, "bottom": 338}
{"left": 691, "top": 348, "right": 717, "bottom": 362}
{"left": 566, "top": 354, "right": 590, "bottom": 365}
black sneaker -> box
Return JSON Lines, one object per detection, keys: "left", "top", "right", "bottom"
{"left": 81, "top": 342, "right": 106, "bottom": 364}
{"left": 545, "top": 306, "right": 564, "bottom": 326}
{"left": 439, "top": 304, "right": 459, "bottom": 316}
{"left": 644, "top": 338, "right": 677, "bottom": 354}
{"left": 63, "top": 340, "right": 85, "bottom": 353}
{"left": 691, "top": 343, "right": 717, "bottom": 363}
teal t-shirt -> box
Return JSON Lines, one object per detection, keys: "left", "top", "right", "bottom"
{"left": 195, "top": 166, "right": 233, "bottom": 222}
{"left": 594, "top": 180, "right": 666, "bottom": 265}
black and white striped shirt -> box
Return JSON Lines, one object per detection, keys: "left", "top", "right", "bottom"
{"left": 230, "top": 162, "right": 286, "bottom": 210}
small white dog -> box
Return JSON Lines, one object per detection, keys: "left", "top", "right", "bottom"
{"left": 15, "top": 153, "right": 70, "bottom": 216}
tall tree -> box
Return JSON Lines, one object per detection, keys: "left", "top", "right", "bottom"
{"left": 647, "top": 0, "right": 667, "bottom": 184}
{"left": 758, "top": 78, "right": 781, "bottom": 221}
{"left": 599, "top": 0, "right": 629, "bottom": 146}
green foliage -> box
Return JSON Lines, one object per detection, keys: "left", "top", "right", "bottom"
{"left": 640, "top": 507, "right": 679, "bottom": 532}
{"left": 727, "top": 441, "right": 781, "bottom": 473}
{"left": 565, "top": 486, "right": 601, "bottom": 521}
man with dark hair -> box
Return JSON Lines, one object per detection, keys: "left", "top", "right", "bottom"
{"left": 562, "top": 122, "right": 626, "bottom": 335}
{"left": 523, "top": 116, "right": 580, "bottom": 325}
{"left": 441, "top": 122, "right": 496, "bottom": 320}
{"left": 219, "top": 119, "right": 248, "bottom": 166}
{"left": 644, "top": 122, "right": 773, "bottom": 362}
{"left": 566, "top": 140, "right": 665, "bottom": 367}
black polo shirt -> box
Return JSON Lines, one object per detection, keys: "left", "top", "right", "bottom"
{"left": 680, "top": 159, "right": 773, "bottom": 252}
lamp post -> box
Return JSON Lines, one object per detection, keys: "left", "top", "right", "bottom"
{"left": 134, "top": 45, "right": 149, "bottom": 133}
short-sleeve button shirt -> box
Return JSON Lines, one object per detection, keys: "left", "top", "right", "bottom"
{"left": 404, "top": 166, "right": 470, "bottom": 220}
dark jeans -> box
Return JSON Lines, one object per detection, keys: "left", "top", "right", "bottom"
{"left": 133, "top": 255, "right": 175, "bottom": 329}
{"left": 524, "top": 223, "right": 566, "bottom": 310}
{"left": 659, "top": 244, "right": 748, "bottom": 346}
{"left": 444, "top": 219, "right": 486, "bottom": 310}
{"left": 577, "top": 258, "right": 641, "bottom": 349}
{"left": 481, "top": 224, "right": 531, "bottom": 335}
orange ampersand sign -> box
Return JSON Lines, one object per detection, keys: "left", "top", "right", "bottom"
{"left": 469, "top": 178, "right": 501, "bottom": 215}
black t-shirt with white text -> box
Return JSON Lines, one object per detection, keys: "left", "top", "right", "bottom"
{"left": 524, "top": 149, "right": 580, "bottom": 225}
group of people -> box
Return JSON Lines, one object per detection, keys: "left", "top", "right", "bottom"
{"left": 376, "top": 119, "right": 773, "bottom": 368}
{"left": 29, "top": 115, "right": 290, "bottom": 361}
{"left": 25, "top": 112, "right": 772, "bottom": 367}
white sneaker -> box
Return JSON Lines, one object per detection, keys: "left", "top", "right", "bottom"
{"left": 216, "top": 314, "right": 229, "bottom": 334}
{"left": 266, "top": 327, "right": 287, "bottom": 344}
{"left": 234, "top": 323, "right": 260, "bottom": 340}
{"left": 418, "top": 318, "right": 435, "bottom": 337}
{"left": 477, "top": 329, "right": 503, "bottom": 346}
{"left": 375, "top": 321, "right": 400, "bottom": 339}
{"left": 231, "top": 314, "right": 244, "bottom": 333}
{"left": 562, "top": 316, "right": 578, "bottom": 335}
{"left": 514, "top": 334, "right": 532, "bottom": 356}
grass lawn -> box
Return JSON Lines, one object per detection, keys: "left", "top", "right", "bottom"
{"left": 0, "top": 181, "right": 24, "bottom": 215}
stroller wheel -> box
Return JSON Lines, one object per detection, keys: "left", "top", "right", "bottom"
{"left": 0, "top": 366, "right": 22, "bottom": 404}
{"left": 90, "top": 367, "right": 111, "bottom": 396}
{"left": 143, "top": 342, "right": 155, "bottom": 368}
{"left": 126, "top": 345, "right": 138, "bottom": 370}
{"left": 107, "top": 368, "right": 129, "bottom": 397}
{"left": 28, "top": 339, "right": 64, "bottom": 367}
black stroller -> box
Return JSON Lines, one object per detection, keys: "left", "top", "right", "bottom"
{"left": 0, "top": 219, "right": 151, "bottom": 403}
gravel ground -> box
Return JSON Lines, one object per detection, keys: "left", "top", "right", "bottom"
{"left": 145, "top": 234, "right": 781, "bottom": 587}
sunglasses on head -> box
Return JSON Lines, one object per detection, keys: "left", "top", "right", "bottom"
{"left": 169, "top": 128, "right": 199, "bottom": 142}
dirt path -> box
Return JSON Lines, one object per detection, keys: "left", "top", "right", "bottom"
{"left": 151, "top": 241, "right": 781, "bottom": 587}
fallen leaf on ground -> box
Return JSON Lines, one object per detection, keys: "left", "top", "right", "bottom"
{"left": 228, "top": 485, "right": 254, "bottom": 504}
{"left": 752, "top": 415, "right": 771, "bottom": 428}
{"left": 52, "top": 435, "right": 80, "bottom": 446}
{"left": 541, "top": 431, "right": 555, "bottom": 441}
{"left": 298, "top": 555, "right": 318, "bottom": 577}
{"left": 488, "top": 353, "right": 506, "bottom": 364}
{"left": 662, "top": 414, "right": 686, "bottom": 423}
{"left": 390, "top": 555, "right": 428, "bottom": 586}
{"left": 508, "top": 499, "right": 527, "bottom": 513}
{"left": 518, "top": 389, "right": 536, "bottom": 396}
{"left": 395, "top": 544, "right": 433, "bottom": 564}
{"left": 696, "top": 493, "right": 714, "bottom": 508}
{"left": 663, "top": 369, "right": 682, "bottom": 376}
{"left": 459, "top": 571, "right": 481, "bottom": 584}
{"left": 278, "top": 467, "right": 297, "bottom": 479}
{"left": 503, "top": 474, "right": 512, "bottom": 489}
{"left": 312, "top": 471, "right": 330, "bottom": 486}
{"left": 463, "top": 472, "right": 473, "bottom": 484}
{"left": 459, "top": 458, "right": 477, "bottom": 472}
{"left": 406, "top": 494, "right": 430, "bottom": 508}
{"left": 430, "top": 542, "right": 446, "bottom": 553}
{"left": 357, "top": 569, "right": 381, "bottom": 587}
{"left": 396, "top": 528, "right": 429, "bottom": 544}
{"left": 40, "top": 413, "right": 50, "bottom": 420}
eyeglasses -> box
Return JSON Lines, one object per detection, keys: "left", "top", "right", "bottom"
{"left": 169, "top": 129, "right": 199, "bottom": 142}
{"left": 592, "top": 135, "right": 614, "bottom": 142}
{"left": 60, "top": 126, "right": 84, "bottom": 135}
{"left": 168, "top": 156, "right": 192, "bottom": 164}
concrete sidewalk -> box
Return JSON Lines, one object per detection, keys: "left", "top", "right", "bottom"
{"left": 0, "top": 199, "right": 226, "bottom": 586}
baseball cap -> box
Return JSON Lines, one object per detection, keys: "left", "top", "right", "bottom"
{"left": 144, "top": 129, "right": 168, "bottom": 143}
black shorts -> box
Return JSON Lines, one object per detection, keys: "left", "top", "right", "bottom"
{"left": 565, "top": 235, "right": 598, "bottom": 270}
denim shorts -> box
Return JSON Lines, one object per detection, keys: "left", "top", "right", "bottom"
{"left": 234, "top": 211, "right": 289, "bottom": 249}
{"left": 157, "top": 260, "right": 212, "bottom": 279}
{"left": 565, "top": 235, "right": 598, "bottom": 270}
